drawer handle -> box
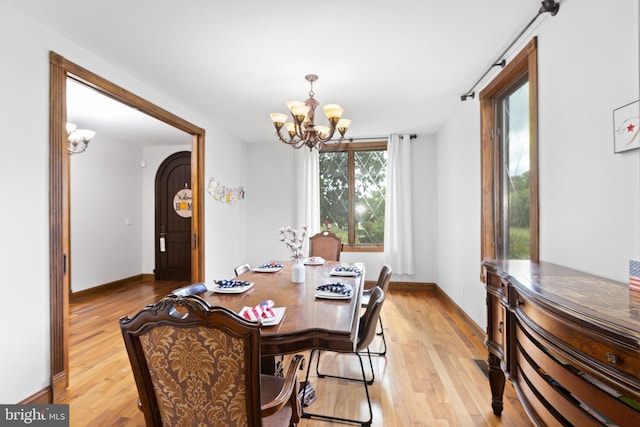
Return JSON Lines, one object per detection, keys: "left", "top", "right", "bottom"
{"left": 605, "top": 352, "right": 620, "bottom": 365}
{"left": 498, "top": 321, "right": 503, "bottom": 333}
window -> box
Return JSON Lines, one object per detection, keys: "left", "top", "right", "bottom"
{"left": 319, "top": 141, "right": 387, "bottom": 251}
{"left": 480, "top": 38, "right": 539, "bottom": 261}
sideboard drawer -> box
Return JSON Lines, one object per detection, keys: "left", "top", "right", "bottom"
{"left": 516, "top": 292, "right": 640, "bottom": 383}
{"left": 517, "top": 344, "right": 601, "bottom": 427}
{"left": 517, "top": 322, "right": 640, "bottom": 426}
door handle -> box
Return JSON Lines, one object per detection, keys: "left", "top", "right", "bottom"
{"left": 160, "top": 232, "right": 166, "bottom": 252}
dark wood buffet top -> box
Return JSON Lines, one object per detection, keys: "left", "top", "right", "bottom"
{"left": 484, "top": 259, "right": 640, "bottom": 333}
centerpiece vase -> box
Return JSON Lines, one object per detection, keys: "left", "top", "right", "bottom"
{"left": 292, "top": 258, "right": 305, "bottom": 283}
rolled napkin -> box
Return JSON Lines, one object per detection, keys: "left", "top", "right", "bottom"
{"left": 333, "top": 266, "right": 362, "bottom": 275}
{"left": 172, "top": 282, "right": 207, "bottom": 296}
{"left": 242, "top": 300, "right": 276, "bottom": 321}
{"left": 214, "top": 279, "right": 252, "bottom": 288}
{"left": 257, "top": 262, "right": 283, "bottom": 269}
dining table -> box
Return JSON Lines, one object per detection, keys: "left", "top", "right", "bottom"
{"left": 202, "top": 260, "right": 365, "bottom": 357}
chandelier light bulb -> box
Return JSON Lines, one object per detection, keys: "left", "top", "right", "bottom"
{"left": 286, "top": 101, "right": 304, "bottom": 111}
{"left": 270, "top": 113, "right": 288, "bottom": 127}
{"left": 66, "top": 122, "right": 78, "bottom": 134}
{"left": 315, "top": 126, "right": 330, "bottom": 138}
{"left": 322, "top": 104, "right": 343, "bottom": 120}
{"left": 66, "top": 123, "right": 96, "bottom": 155}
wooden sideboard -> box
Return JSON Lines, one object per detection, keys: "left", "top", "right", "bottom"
{"left": 482, "top": 260, "right": 640, "bottom": 426}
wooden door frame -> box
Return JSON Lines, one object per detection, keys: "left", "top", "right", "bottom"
{"left": 49, "top": 51, "right": 205, "bottom": 402}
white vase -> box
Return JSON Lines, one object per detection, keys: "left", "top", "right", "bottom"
{"left": 291, "top": 258, "right": 305, "bottom": 283}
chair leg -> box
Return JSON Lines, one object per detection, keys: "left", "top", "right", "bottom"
{"left": 301, "top": 349, "right": 373, "bottom": 426}
{"left": 315, "top": 348, "right": 375, "bottom": 385}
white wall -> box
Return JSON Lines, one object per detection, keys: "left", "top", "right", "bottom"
{"left": 537, "top": 0, "right": 639, "bottom": 278}
{"left": 245, "top": 142, "right": 298, "bottom": 266}
{"left": 0, "top": 1, "right": 51, "bottom": 402}
{"left": 70, "top": 135, "right": 144, "bottom": 291}
{"left": 436, "top": 101, "right": 483, "bottom": 324}
{"left": 436, "top": 0, "right": 640, "bottom": 328}
{"left": 0, "top": 1, "right": 247, "bottom": 403}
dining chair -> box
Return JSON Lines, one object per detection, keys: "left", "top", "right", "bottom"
{"left": 235, "top": 263, "right": 251, "bottom": 276}
{"left": 119, "top": 294, "right": 304, "bottom": 427}
{"left": 360, "top": 264, "right": 392, "bottom": 356}
{"left": 308, "top": 231, "right": 342, "bottom": 261}
{"left": 301, "top": 287, "right": 386, "bottom": 427}
{"left": 170, "top": 282, "right": 207, "bottom": 296}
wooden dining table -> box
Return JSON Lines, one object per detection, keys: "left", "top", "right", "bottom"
{"left": 202, "top": 260, "right": 365, "bottom": 357}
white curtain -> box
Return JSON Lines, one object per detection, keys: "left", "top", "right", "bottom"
{"left": 384, "top": 134, "right": 415, "bottom": 275}
{"left": 295, "top": 148, "right": 320, "bottom": 254}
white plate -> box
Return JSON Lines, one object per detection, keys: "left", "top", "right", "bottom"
{"left": 252, "top": 267, "right": 283, "bottom": 273}
{"left": 330, "top": 267, "right": 361, "bottom": 277}
{"left": 314, "top": 283, "right": 353, "bottom": 300}
{"left": 314, "top": 291, "right": 353, "bottom": 300}
{"left": 239, "top": 306, "right": 286, "bottom": 326}
{"left": 304, "top": 257, "right": 325, "bottom": 265}
{"left": 210, "top": 281, "right": 255, "bottom": 294}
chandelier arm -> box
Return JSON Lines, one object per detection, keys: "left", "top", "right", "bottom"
{"left": 316, "top": 123, "right": 338, "bottom": 143}
{"left": 294, "top": 120, "right": 306, "bottom": 140}
{"left": 275, "top": 130, "right": 301, "bottom": 146}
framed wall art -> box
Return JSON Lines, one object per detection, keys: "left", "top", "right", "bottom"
{"left": 613, "top": 100, "right": 639, "bottom": 153}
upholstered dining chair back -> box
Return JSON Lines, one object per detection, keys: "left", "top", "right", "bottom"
{"left": 119, "top": 295, "right": 302, "bottom": 427}
{"left": 308, "top": 231, "right": 342, "bottom": 261}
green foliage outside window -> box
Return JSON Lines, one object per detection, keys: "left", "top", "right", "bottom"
{"left": 319, "top": 147, "right": 387, "bottom": 247}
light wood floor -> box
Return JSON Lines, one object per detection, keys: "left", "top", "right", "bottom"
{"left": 61, "top": 278, "right": 530, "bottom": 426}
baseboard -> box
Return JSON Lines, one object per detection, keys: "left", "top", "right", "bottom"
{"left": 364, "top": 280, "right": 437, "bottom": 291}
{"left": 434, "top": 286, "right": 485, "bottom": 340}
{"left": 19, "top": 386, "right": 52, "bottom": 404}
{"left": 70, "top": 273, "right": 150, "bottom": 302}
{"left": 389, "top": 281, "right": 437, "bottom": 291}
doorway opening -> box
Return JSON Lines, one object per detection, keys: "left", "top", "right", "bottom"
{"left": 49, "top": 51, "right": 205, "bottom": 402}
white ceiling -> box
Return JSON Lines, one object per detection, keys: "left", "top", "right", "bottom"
{"left": 6, "top": 0, "right": 546, "bottom": 145}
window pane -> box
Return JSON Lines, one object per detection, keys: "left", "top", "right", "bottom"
{"left": 319, "top": 152, "right": 348, "bottom": 243}
{"left": 354, "top": 150, "right": 386, "bottom": 244}
{"left": 501, "top": 81, "right": 530, "bottom": 259}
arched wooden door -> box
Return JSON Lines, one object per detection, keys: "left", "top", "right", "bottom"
{"left": 155, "top": 151, "right": 192, "bottom": 280}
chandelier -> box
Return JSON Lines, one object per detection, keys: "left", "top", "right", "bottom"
{"left": 66, "top": 122, "right": 96, "bottom": 155}
{"left": 270, "top": 74, "right": 351, "bottom": 150}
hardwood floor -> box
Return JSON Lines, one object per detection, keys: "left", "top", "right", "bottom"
{"left": 61, "top": 278, "right": 530, "bottom": 426}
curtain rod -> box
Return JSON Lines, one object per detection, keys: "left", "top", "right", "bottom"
{"left": 460, "top": 0, "right": 559, "bottom": 101}
{"left": 328, "top": 134, "right": 417, "bottom": 143}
